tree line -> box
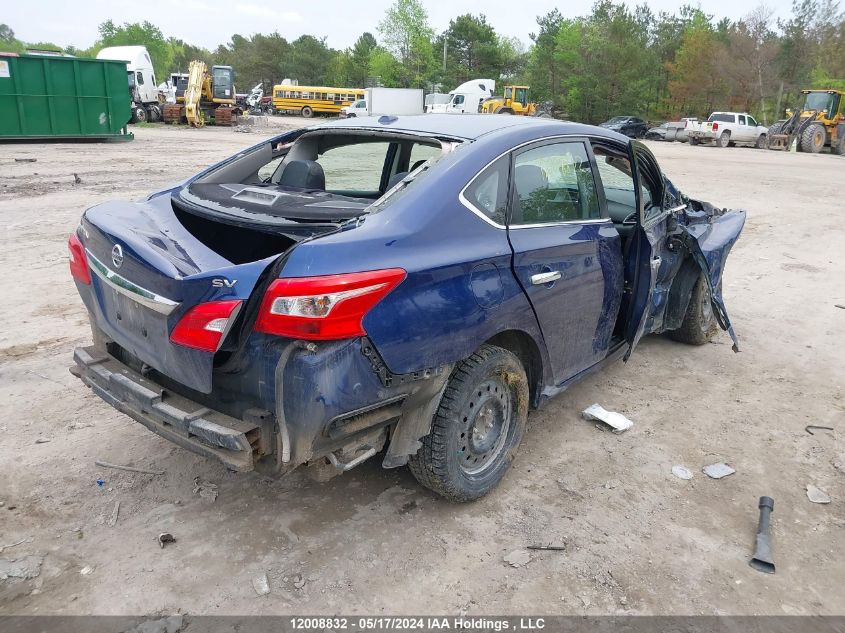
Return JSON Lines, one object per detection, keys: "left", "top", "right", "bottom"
{"left": 1, "top": 0, "right": 843, "bottom": 124}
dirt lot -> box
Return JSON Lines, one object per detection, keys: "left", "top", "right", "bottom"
{"left": 0, "top": 118, "right": 843, "bottom": 616}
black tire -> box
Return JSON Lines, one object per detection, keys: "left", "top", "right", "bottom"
{"left": 690, "top": 137, "right": 700, "bottom": 146}
{"left": 755, "top": 133, "right": 767, "bottom": 149}
{"left": 832, "top": 130, "right": 845, "bottom": 155}
{"left": 301, "top": 106, "right": 314, "bottom": 118}
{"left": 717, "top": 131, "right": 731, "bottom": 148}
{"left": 131, "top": 106, "right": 147, "bottom": 124}
{"left": 669, "top": 272, "right": 718, "bottom": 345}
{"left": 800, "top": 123, "right": 825, "bottom": 153}
{"left": 408, "top": 344, "right": 529, "bottom": 502}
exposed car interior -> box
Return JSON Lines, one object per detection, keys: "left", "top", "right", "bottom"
{"left": 182, "top": 131, "right": 449, "bottom": 225}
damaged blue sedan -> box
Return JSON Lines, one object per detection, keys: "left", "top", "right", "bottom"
{"left": 68, "top": 115, "right": 744, "bottom": 501}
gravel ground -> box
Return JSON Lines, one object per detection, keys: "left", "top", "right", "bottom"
{"left": 0, "top": 118, "right": 842, "bottom": 616}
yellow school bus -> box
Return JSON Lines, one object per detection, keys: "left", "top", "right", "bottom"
{"left": 272, "top": 85, "right": 365, "bottom": 117}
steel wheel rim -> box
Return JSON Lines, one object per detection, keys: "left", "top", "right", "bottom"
{"left": 700, "top": 282, "right": 713, "bottom": 323}
{"left": 458, "top": 376, "right": 511, "bottom": 475}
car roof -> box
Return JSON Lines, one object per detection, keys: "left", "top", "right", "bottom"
{"left": 309, "top": 114, "right": 622, "bottom": 142}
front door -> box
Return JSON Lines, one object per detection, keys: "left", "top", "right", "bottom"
{"left": 506, "top": 139, "right": 624, "bottom": 386}
{"left": 623, "top": 144, "right": 671, "bottom": 357}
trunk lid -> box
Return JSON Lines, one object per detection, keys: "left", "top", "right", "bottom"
{"left": 79, "top": 193, "right": 312, "bottom": 393}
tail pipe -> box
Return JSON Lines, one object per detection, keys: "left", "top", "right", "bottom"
{"left": 749, "top": 496, "right": 775, "bottom": 574}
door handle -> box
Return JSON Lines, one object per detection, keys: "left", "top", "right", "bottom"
{"left": 530, "top": 271, "right": 562, "bottom": 285}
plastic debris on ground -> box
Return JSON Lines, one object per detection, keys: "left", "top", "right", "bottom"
{"left": 158, "top": 533, "right": 176, "bottom": 548}
{"left": 504, "top": 549, "right": 531, "bottom": 567}
{"left": 703, "top": 463, "right": 736, "bottom": 479}
{"left": 252, "top": 573, "right": 271, "bottom": 596}
{"left": 581, "top": 404, "right": 633, "bottom": 433}
{"left": 672, "top": 465, "right": 694, "bottom": 480}
{"left": 79, "top": 565, "right": 95, "bottom": 575}
{"left": 806, "top": 485, "right": 831, "bottom": 504}
{"left": 0, "top": 556, "right": 42, "bottom": 580}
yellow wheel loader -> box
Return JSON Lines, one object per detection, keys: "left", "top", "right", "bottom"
{"left": 480, "top": 86, "right": 539, "bottom": 115}
{"left": 162, "top": 60, "right": 241, "bottom": 126}
{"left": 767, "top": 89, "right": 845, "bottom": 154}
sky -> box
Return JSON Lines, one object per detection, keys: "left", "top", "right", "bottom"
{"left": 6, "top": 0, "right": 796, "bottom": 52}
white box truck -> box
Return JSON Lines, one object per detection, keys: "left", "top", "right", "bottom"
{"left": 366, "top": 88, "right": 424, "bottom": 116}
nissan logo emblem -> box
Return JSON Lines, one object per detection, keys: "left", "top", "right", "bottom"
{"left": 111, "top": 244, "right": 124, "bottom": 269}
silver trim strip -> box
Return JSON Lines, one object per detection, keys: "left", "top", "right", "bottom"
{"left": 86, "top": 249, "right": 180, "bottom": 316}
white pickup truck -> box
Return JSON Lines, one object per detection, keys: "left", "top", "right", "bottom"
{"left": 686, "top": 112, "right": 768, "bottom": 148}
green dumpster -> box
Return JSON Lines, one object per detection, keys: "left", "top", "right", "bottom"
{"left": 0, "top": 53, "right": 133, "bottom": 141}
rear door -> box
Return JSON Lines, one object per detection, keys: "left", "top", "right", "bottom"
{"left": 506, "top": 139, "right": 624, "bottom": 385}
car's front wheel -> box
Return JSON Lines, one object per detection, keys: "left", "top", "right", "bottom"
{"left": 669, "top": 272, "right": 718, "bottom": 345}
{"left": 408, "top": 344, "right": 528, "bottom": 502}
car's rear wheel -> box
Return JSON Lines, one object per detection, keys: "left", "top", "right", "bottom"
{"left": 408, "top": 344, "right": 528, "bottom": 502}
{"left": 690, "top": 137, "right": 700, "bottom": 146}
{"left": 669, "top": 272, "right": 718, "bottom": 345}
{"left": 717, "top": 131, "right": 731, "bottom": 148}
{"left": 301, "top": 106, "right": 314, "bottom": 118}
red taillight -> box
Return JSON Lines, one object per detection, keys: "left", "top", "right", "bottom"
{"left": 68, "top": 233, "right": 91, "bottom": 285}
{"left": 712, "top": 122, "right": 719, "bottom": 131}
{"left": 170, "top": 300, "right": 243, "bottom": 352}
{"left": 254, "top": 268, "right": 406, "bottom": 340}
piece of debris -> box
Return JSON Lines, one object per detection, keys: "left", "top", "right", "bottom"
{"left": 108, "top": 500, "right": 121, "bottom": 527}
{"left": 0, "top": 556, "right": 43, "bottom": 580}
{"left": 158, "top": 533, "right": 176, "bottom": 548}
{"left": 95, "top": 479, "right": 105, "bottom": 487}
{"left": 193, "top": 478, "right": 218, "bottom": 503}
{"left": 672, "top": 465, "right": 693, "bottom": 480}
{"left": 835, "top": 304, "right": 845, "bottom": 310}
{"left": 73, "top": 173, "right": 82, "bottom": 185}
{"left": 79, "top": 565, "right": 95, "bottom": 575}
{"left": 293, "top": 573, "right": 306, "bottom": 589}
{"left": 581, "top": 404, "right": 633, "bottom": 433}
{"left": 252, "top": 573, "right": 271, "bottom": 596}
{"left": 703, "top": 463, "right": 736, "bottom": 479}
{"left": 95, "top": 460, "right": 164, "bottom": 475}
{"left": 14, "top": 158, "right": 37, "bottom": 163}
{"left": 806, "top": 485, "right": 831, "bottom": 504}
{"left": 805, "top": 425, "right": 834, "bottom": 436}
{"left": 527, "top": 544, "right": 566, "bottom": 551}
{"left": 749, "top": 496, "right": 775, "bottom": 574}
{"left": 0, "top": 537, "right": 32, "bottom": 553}
{"left": 34, "top": 438, "right": 50, "bottom": 444}
{"left": 504, "top": 549, "right": 531, "bottom": 567}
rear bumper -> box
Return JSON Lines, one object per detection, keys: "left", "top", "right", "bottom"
{"left": 70, "top": 346, "right": 262, "bottom": 472}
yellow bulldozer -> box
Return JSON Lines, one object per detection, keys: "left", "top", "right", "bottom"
{"left": 480, "top": 86, "right": 539, "bottom": 115}
{"left": 767, "top": 89, "right": 845, "bottom": 154}
{"left": 162, "top": 60, "right": 240, "bottom": 127}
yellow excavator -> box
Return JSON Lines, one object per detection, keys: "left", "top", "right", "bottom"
{"left": 162, "top": 60, "right": 240, "bottom": 127}
{"left": 767, "top": 89, "right": 845, "bottom": 154}
{"left": 480, "top": 86, "right": 539, "bottom": 115}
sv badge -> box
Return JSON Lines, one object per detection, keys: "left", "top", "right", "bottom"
{"left": 211, "top": 278, "right": 237, "bottom": 288}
